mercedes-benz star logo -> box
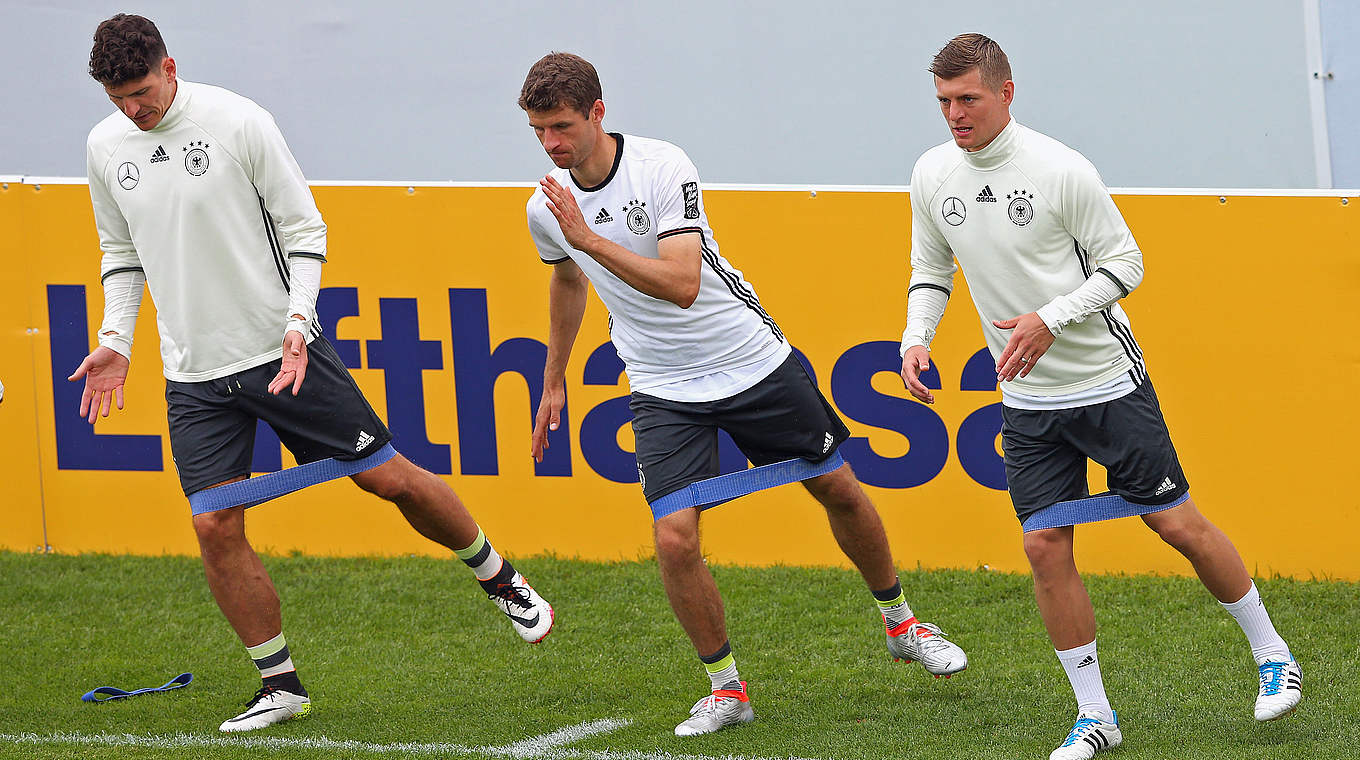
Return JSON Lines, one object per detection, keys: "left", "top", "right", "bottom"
{"left": 117, "top": 162, "right": 139, "bottom": 190}
{"left": 941, "top": 196, "right": 966, "bottom": 226}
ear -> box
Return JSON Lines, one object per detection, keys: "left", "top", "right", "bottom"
{"left": 590, "top": 98, "right": 605, "bottom": 125}
{"left": 162, "top": 56, "right": 177, "bottom": 81}
{"left": 1000, "top": 79, "right": 1014, "bottom": 106}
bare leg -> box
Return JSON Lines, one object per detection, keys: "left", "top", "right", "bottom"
{"left": 192, "top": 490, "right": 281, "bottom": 647}
{"left": 801, "top": 463, "right": 896, "bottom": 590}
{"left": 1142, "top": 498, "right": 1251, "bottom": 603}
{"left": 654, "top": 508, "right": 728, "bottom": 656}
{"left": 1023, "top": 526, "right": 1096, "bottom": 650}
{"left": 351, "top": 454, "right": 480, "bottom": 550}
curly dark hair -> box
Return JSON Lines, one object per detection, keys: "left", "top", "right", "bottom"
{"left": 89, "top": 14, "right": 167, "bottom": 86}
{"left": 518, "top": 52, "right": 602, "bottom": 116}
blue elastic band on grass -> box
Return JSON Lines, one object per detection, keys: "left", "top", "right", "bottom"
{"left": 188, "top": 443, "right": 398, "bottom": 515}
{"left": 81, "top": 672, "right": 192, "bottom": 703}
{"left": 1021, "top": 490, "right": 1190, "bottom": 532}
{"left": 649, "top": 451, "right": 845, "bottom": 520}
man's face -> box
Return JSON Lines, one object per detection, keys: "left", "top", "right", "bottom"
{"left": 526, "top": 101, "right": 604, "bottom": 170}
{"left": 935, "top": 67, "right": 1013, "bottom": 151}
{"left": 105, "top": 57, "right": 177, "bottom": 131}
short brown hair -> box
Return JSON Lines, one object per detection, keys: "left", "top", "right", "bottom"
{"left": 518, "top": 52, "right": 602, "bottom": 116}
{"left": 930, "top": 33, "right": 1011, "bottom": 91}
{"left": 89, "top": 14, "right": 167, "bottom": 86}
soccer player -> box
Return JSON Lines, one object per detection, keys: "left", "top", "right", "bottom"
{"left": 74, "top": 14, "right": 553, "bottom": 732}
{"left": 519, "top": 52, "right": 967, "bottom": 736}
{"left": 900, "top": 33, "right": 1301, "bottom": 759}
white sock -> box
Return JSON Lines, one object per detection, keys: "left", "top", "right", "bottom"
{"left": 1055, "top": 640, "right": 1113, "bottom": 721}
{"left": 1221, "top": 583, "right": 1291, "bottom": 664}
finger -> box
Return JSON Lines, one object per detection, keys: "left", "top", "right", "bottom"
{"left": 68, "top": 357, "right": 91, "bottom": 382}
{"left": 993, "top": 317, "right": 1018, "bottom": 329}
{"left": 99, "top": 388, "right": 113, "bottom": 419}
{"left": 996, "top": 337, "right": 1019, "bottom": 372}
{"left": 79, "top": 384, "right": 94, "bottom": 419}
{"left": 114, "top": 385, "right": 124, "bottom": 411}
{"left": 291, "top": 363, "right": 306, "bottom": 395}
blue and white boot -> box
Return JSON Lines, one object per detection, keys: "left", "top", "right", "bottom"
{"left": 1049, "top": 711, "right": 1121, "bottom": 760}
{"left": 1255, "top": 656, "right": 1302, "bottom": 721}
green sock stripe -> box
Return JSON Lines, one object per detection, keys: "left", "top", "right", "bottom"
{"left": 246, "top": 633, "right": 287, "bottom": 660}
{"left": 876, "top": 591, "right": 907, "bottom": 610}
{"left": 453, "top": 528, "right": 487, "bottom": 561}
{"left": 703, "top": 653, "right": 736, "bottom": 675}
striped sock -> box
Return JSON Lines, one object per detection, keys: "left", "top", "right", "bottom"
{"left": 247, "top": 632, "right": 305, "bottom": 695}
{"left": 700, "top": 641, "right": 741, "bottom": 692}
{"left": 873, "top": 579, "right": 914, "bottom": 631}
{"left": 455, "top": 528, "right": 504, "bottom": 580}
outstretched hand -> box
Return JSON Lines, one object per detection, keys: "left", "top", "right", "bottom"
{"left": 540, "top": 175, "right": 595, "bottom": 251}
{"left": 68, "top": 346, "right": 130, "bottom": 424}
{"left": 993, "top": 312, "right": 1055, "bottom": 382}
{"left": 900, "top": 345, "right": 935, "bottom": 404}
{"left": 268, "top": 331, "right": 309, "bottom": 396}
{"left": 531, "top": 380, "right": 566, "bottom": 463}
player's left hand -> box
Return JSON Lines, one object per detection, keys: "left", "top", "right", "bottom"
{"left": 540, "top": 175, "right": 597, "bottom": 251}
{"left": 269, "top": 330, "right": 309, "bottom": 396}
{"left": 993, "top": 312, "right": 1055, "bottom": 382}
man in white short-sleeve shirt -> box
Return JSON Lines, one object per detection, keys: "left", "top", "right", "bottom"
{"left": 520, "top": 52, "right": 967, "bottom": 738}
{"left": 899, "top": 33, "right": 1300, "bottom": 760}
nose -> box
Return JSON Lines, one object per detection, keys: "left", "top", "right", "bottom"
{"left": 123, "top": 99, "right": 140, "bottom": 118}
{"left": 948, "top": 102, "right": 966, "bottom": 122}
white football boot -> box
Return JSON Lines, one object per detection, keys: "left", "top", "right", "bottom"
{"left": 885, "top": 619, "right": 968, "bottom": 677}
{"left": 1049, "top": 711, "right": 1122, "bottom": 760}
{"left": 219, "top": 685, "right": 311, "bottom": 732}
{"left": 1254, "top": 656, "right": 1302, "bottom": 721}
{"left": 674, "top": 681, "right": 756, "bottom": 736}
{"left": 488, "top": 571, "right": 554, "bottom": 643}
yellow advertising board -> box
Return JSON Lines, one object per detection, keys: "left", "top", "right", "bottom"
{"left": 1, "top": 181, "right": 1355, "bottom": 579}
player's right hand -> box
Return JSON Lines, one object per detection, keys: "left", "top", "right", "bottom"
{"left": 900, "top": 345, "right": 935, "bottom": 405}
{"left": 531, "top": 380, "right": 567, "bottom": 463}
{"left": 68, "top": 346, "right": 131, "bottom": 424}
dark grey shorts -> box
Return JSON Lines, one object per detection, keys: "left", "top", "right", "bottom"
{"left": 1000, "top": 377, "right": 1189, "bottom": 524}
{"left": 629, "top": 352, "right": 851, "bottom": 505}
{"left": 165, "top": 335, "right": 392, "bottom": 495}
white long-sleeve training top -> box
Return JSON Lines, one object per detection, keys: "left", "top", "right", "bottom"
{"left": 903, "top": 120, "right": 1147, "bottom": 400}
{"left": 86, "top": 79, "right": 326, "bottom": 382}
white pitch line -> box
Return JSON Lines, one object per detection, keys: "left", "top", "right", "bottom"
{"left": 0, "top": 730, "right": 823, "bottom": 760}
{"left": 495, "top": 719, "right": 632, "bottom": 758}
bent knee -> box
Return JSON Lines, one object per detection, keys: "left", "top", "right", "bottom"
{"left": 192, "top": 509, "right": 244, "bottom": 548}
{"left": 654, "top": 520, "right": 701, "bottom": 562}
{"left": 1022, "top": 527, "right": 1073, "bottom": 566}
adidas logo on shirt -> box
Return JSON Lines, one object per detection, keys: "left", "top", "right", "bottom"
{"left": 356, "top": 430, "right": 375, "bottom": 452}
{"left": 594, "top": 208, "right": 614, "bottom": 224}
{"left": 150, "top": 145, "right": 170, "bottom": 164}
{"left": 1154, "top": 476, "right": 1176, "bottom": 496}
{"left": 975, "top": 185, "right": 996, "bottom": 203}
{"left": 1076, "top": 655, "right": 1096, "bottom": 669}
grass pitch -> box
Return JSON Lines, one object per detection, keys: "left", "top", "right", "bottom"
{"left": 0, "top": 552, "right": 1355, "bottom": 759}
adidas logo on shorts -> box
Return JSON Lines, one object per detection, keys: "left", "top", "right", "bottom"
{"left": 356, "top": 430, "right": 375, "bottom": 452}
{"left": 1154, "top": 476, "right": 1176, "bottom": 496}
{"left": 822, "top": 432, "right": 834, "bottom": 454}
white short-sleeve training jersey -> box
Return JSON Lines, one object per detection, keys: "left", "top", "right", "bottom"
{"left": 906, "top": 120, "right": 1147, "bottom": 399}
{"left": 527, "top": 133, "right": 788, "bottom": 398}
{"left": 86, "top": 79, "right": 326, "bottom": 382}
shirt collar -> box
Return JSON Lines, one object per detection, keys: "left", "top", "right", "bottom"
{"left": 959, "top": 118, "right": 1020, "bottom": 170}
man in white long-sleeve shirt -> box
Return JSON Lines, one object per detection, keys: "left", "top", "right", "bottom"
{"left": 72, "top": 14, "right": 553, "bottom": 733}
{"left": 899, "top": 34, "right": 1300, "bottom": 760}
